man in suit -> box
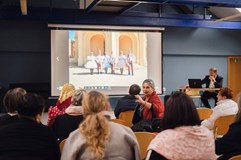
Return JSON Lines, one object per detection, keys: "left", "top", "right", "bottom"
{"left": 114, "top": 84, "right": 141, "bottom": 118}
{"left": 201, "top": 67, "right": 223, "bottom": 108}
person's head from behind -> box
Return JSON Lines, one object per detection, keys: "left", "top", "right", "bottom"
{"left": 3, "top": 88, "right": 26, "bottom": 113}
{"left": 217, "top": 87, "right": 233, "bottom": 102}
{"left": 80, "top": 90, "right": 111, "bottom": 159}
{"left": 142, "top": 79, "right": 155, "bottom": 97}
{"left": 163, "top": 92, "right": 200, "bottom": 130}
{"left": 209, "top": 67, "right": 217, "bottom": 77}
{"left": 235, "top": 92, "right": 241, "bottom": 122}
{"left": 58, "top": 83, "right": 75, "bottom": 103}
{"left": 18, "top": 93, "right": 45, "bottom": 123}
{"left": 129, "top": 84, "right": 141, "bottom": 96}
{"left": 71, "top": 89, "right": 86, "bottom": 106}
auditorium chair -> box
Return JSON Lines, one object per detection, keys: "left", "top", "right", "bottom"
{"left": 59, "top": 139, "right": 66, "bottom": 154}
{"left": 134, "top": 132, "right": 156, "bottom": 160}
{"left": 119, "top": 110, "right": 135, "bottom": 127}
{"left": 111, "top": 119, "right": 129, "bottom": 127}
{"left": 229, "top": 154, "right": 241, "bottom": 160}
{"left": 214, "top": 115, "right": 236, "bottom": 139}
{"left": 196, "top": 108, "right": 212, "bottom": 120}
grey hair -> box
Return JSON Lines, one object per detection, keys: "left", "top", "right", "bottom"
{"left": 143, "top": 79, "right": 155, "bottom": 89}
{"left": 71, "top": 89, "right": 86, "bottom": 106}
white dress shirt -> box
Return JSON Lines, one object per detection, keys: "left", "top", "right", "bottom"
{"left": 201, "top": 99, "right": 238, "bottom": 130}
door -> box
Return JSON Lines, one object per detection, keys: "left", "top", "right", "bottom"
{"left": 228, "top": 56, "right": 241, "bottom": 99}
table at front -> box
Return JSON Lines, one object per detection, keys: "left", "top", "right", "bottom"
{"left": 177, "top": 88, "right": 221, "bottom": 92}
{"left": 177, "top": 87, "right": 220, "bottom": 107}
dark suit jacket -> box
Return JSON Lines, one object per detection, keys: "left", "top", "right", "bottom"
{"left": 0, "top": 118, "right": 60, "bottom": 160}
{"left": 215, "top": 121, "right": 241, "bottom": 160}
{"left": 0, "top": 114, "right": 18, "bottom": 127}
{"left": 52, "top": 114, "right": 84, "bottom": 142}
{"left": 114, "top": 95, "right": 138, "bottom": 118}
{"left": 201, "top": 74, "right": 223, "bottom": 88}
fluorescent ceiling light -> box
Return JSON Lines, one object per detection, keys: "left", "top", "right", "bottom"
{"left": 236, "top": 8, "right": 241, "bottom": 13}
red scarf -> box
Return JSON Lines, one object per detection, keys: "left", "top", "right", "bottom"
{"left": 142, "top": 92, "right": 164, "bottom": 119}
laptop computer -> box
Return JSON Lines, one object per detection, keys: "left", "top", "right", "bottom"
{"left": 188, "top": 79, "right": 202, "bottom": 88}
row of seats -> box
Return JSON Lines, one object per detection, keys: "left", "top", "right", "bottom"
{"left": 59, "top": 132, "right": 155, "bottom": 160}
{"left": 60, "top": 109, "right": 236, "bottom": 160}
{"left": 112, "top": 109, "right": 236, "bottom": 138}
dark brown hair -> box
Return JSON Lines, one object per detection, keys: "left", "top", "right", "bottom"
{"left": 18, "top": 93, "right": 45, "bottom": 117}
{"left": 163, "top": 92, "right": 200, "bottom": 130}
{"left": 219, "top": 87, "right": 233, "bottom": 99}
{"left": 3, "top": 88, "right": 26, "bottom": 113}
{"left": 129, "top": 84, "right": 141, "bottom": 96}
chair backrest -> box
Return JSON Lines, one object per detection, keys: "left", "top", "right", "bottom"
{"left": 214, "top": 115, "right": 236, "bottom": 138}
{"left": 196, "top": 108, "right": 212, "bottom": 120}
{"left": 134, "top": 132, "right": 156, "bottom": 160}
{"left": 119, "top": 110, "right": 135, "bottom": 127}
{"left": 111, "top": 119, "right": 129, "bottom": 127}
{"left": 59, "top": 139, "right": 66, "bottom": 154}
{"left": 229, "top": 154, "right": 241, "bottom": 160}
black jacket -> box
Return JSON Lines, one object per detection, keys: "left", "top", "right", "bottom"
{"left": 114, "top": 95, "right": 138, "bottom": 118}
{"left": 52, "top": 114, "right": 84, "bottom": 142}
{"left": 0, "top": 114, "right": 18, "bottom": 127}
{"left": 0, "top": 118, "right": 60, "bottom": 160}
{"left": 201, "top": 74, "right": 223, "bottom": 88}
{"left": 215, "top": 121, "right": 241, "bottom": 160}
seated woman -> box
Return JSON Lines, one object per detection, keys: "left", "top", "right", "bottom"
{"left": 0, "top": 93, "right": 60, "bottom": 160}
{"left": 0, "top": 88, "right": 26, "bottom": 127}
{"left": 61, "top": 90, "right": 140, "bottom": 160}
{"left": 133, "top": 79, "right": 164, "bottom": 124}
{"left": 215, "top": 92, "right": 241, "bottom": 160}
{"left": 52, "top": 89, "right": 86, "bottom": 142}
{"left": 146, "top": 92, "right": 216, "bottom": 160}
{"left": 47, "top": 83, "right": 75, "bottom": 126}
{"left": 202, "top": 87, "right": 238, "bottom": 130}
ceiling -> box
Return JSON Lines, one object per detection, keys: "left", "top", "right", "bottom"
{"left": 1, "top": 0, "right": 241, "bottom": 29}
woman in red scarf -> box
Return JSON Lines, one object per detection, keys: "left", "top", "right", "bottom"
{"left": 134, "top": 79, "right": 164, "bottom": 123}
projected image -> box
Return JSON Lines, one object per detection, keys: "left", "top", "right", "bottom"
{"left": 68, "top": 30, "right": 147, "bottom": 89}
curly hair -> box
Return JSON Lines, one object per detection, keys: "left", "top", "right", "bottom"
{"left": 235, "top": 92, "right": 241, "bottom": 122}
{"left": 79, "top": 91, "right": 111, "bottom": 159}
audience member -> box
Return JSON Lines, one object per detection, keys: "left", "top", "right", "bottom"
{"left": 215, "top": 92, "right": 241, "bottom": 160}
{"left": 114, "top": 84, "right": 141, "bottom": 118}
{"left": 201, "top": 67, "right": 223, "bottom": 108}
{"left": 52, "top": 89, "right": 86, "bottom": 142}
{"left": 0, "top": 88, "right": 26, "bottom": 127}
{"left": 146, "top": 92, "right": 216, "bottom": 160}
{"left": 61, "top": 90, "right": 140, "bottom": 160}
{"left": 48, "top": 83, "right": 75, "bottom": 126}
{"left": 132, "top": 79, "right": 164, "bottom": 124}
{"left": 202, "top": 87, "right": 238, "bottom": 130}
{"left": 0, "top": 93, "right": 60, "bottom": 160}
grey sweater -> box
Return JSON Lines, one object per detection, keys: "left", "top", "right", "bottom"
{"left": 61, "top": 122, "right": 141, "bottom": 160}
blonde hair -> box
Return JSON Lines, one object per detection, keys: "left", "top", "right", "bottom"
{"left": 58, "top": 83, "right": 75, "bottom": 103}
{"left": 235, "top": 92, "right": 241, "bottom": 122}
{"left": 79, "top": 91, "right": 111, "bottom": 159}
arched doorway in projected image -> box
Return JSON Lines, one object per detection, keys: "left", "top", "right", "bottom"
{"left": 90, "top": 34, "right": 105, "bottom": 55}
{"left": 119, "top": 35, "right": 132, "bottom": 54}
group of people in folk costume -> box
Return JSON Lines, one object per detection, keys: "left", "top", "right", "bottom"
{"left": 84, "top": 50, "right": 136, "bottom": 75}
